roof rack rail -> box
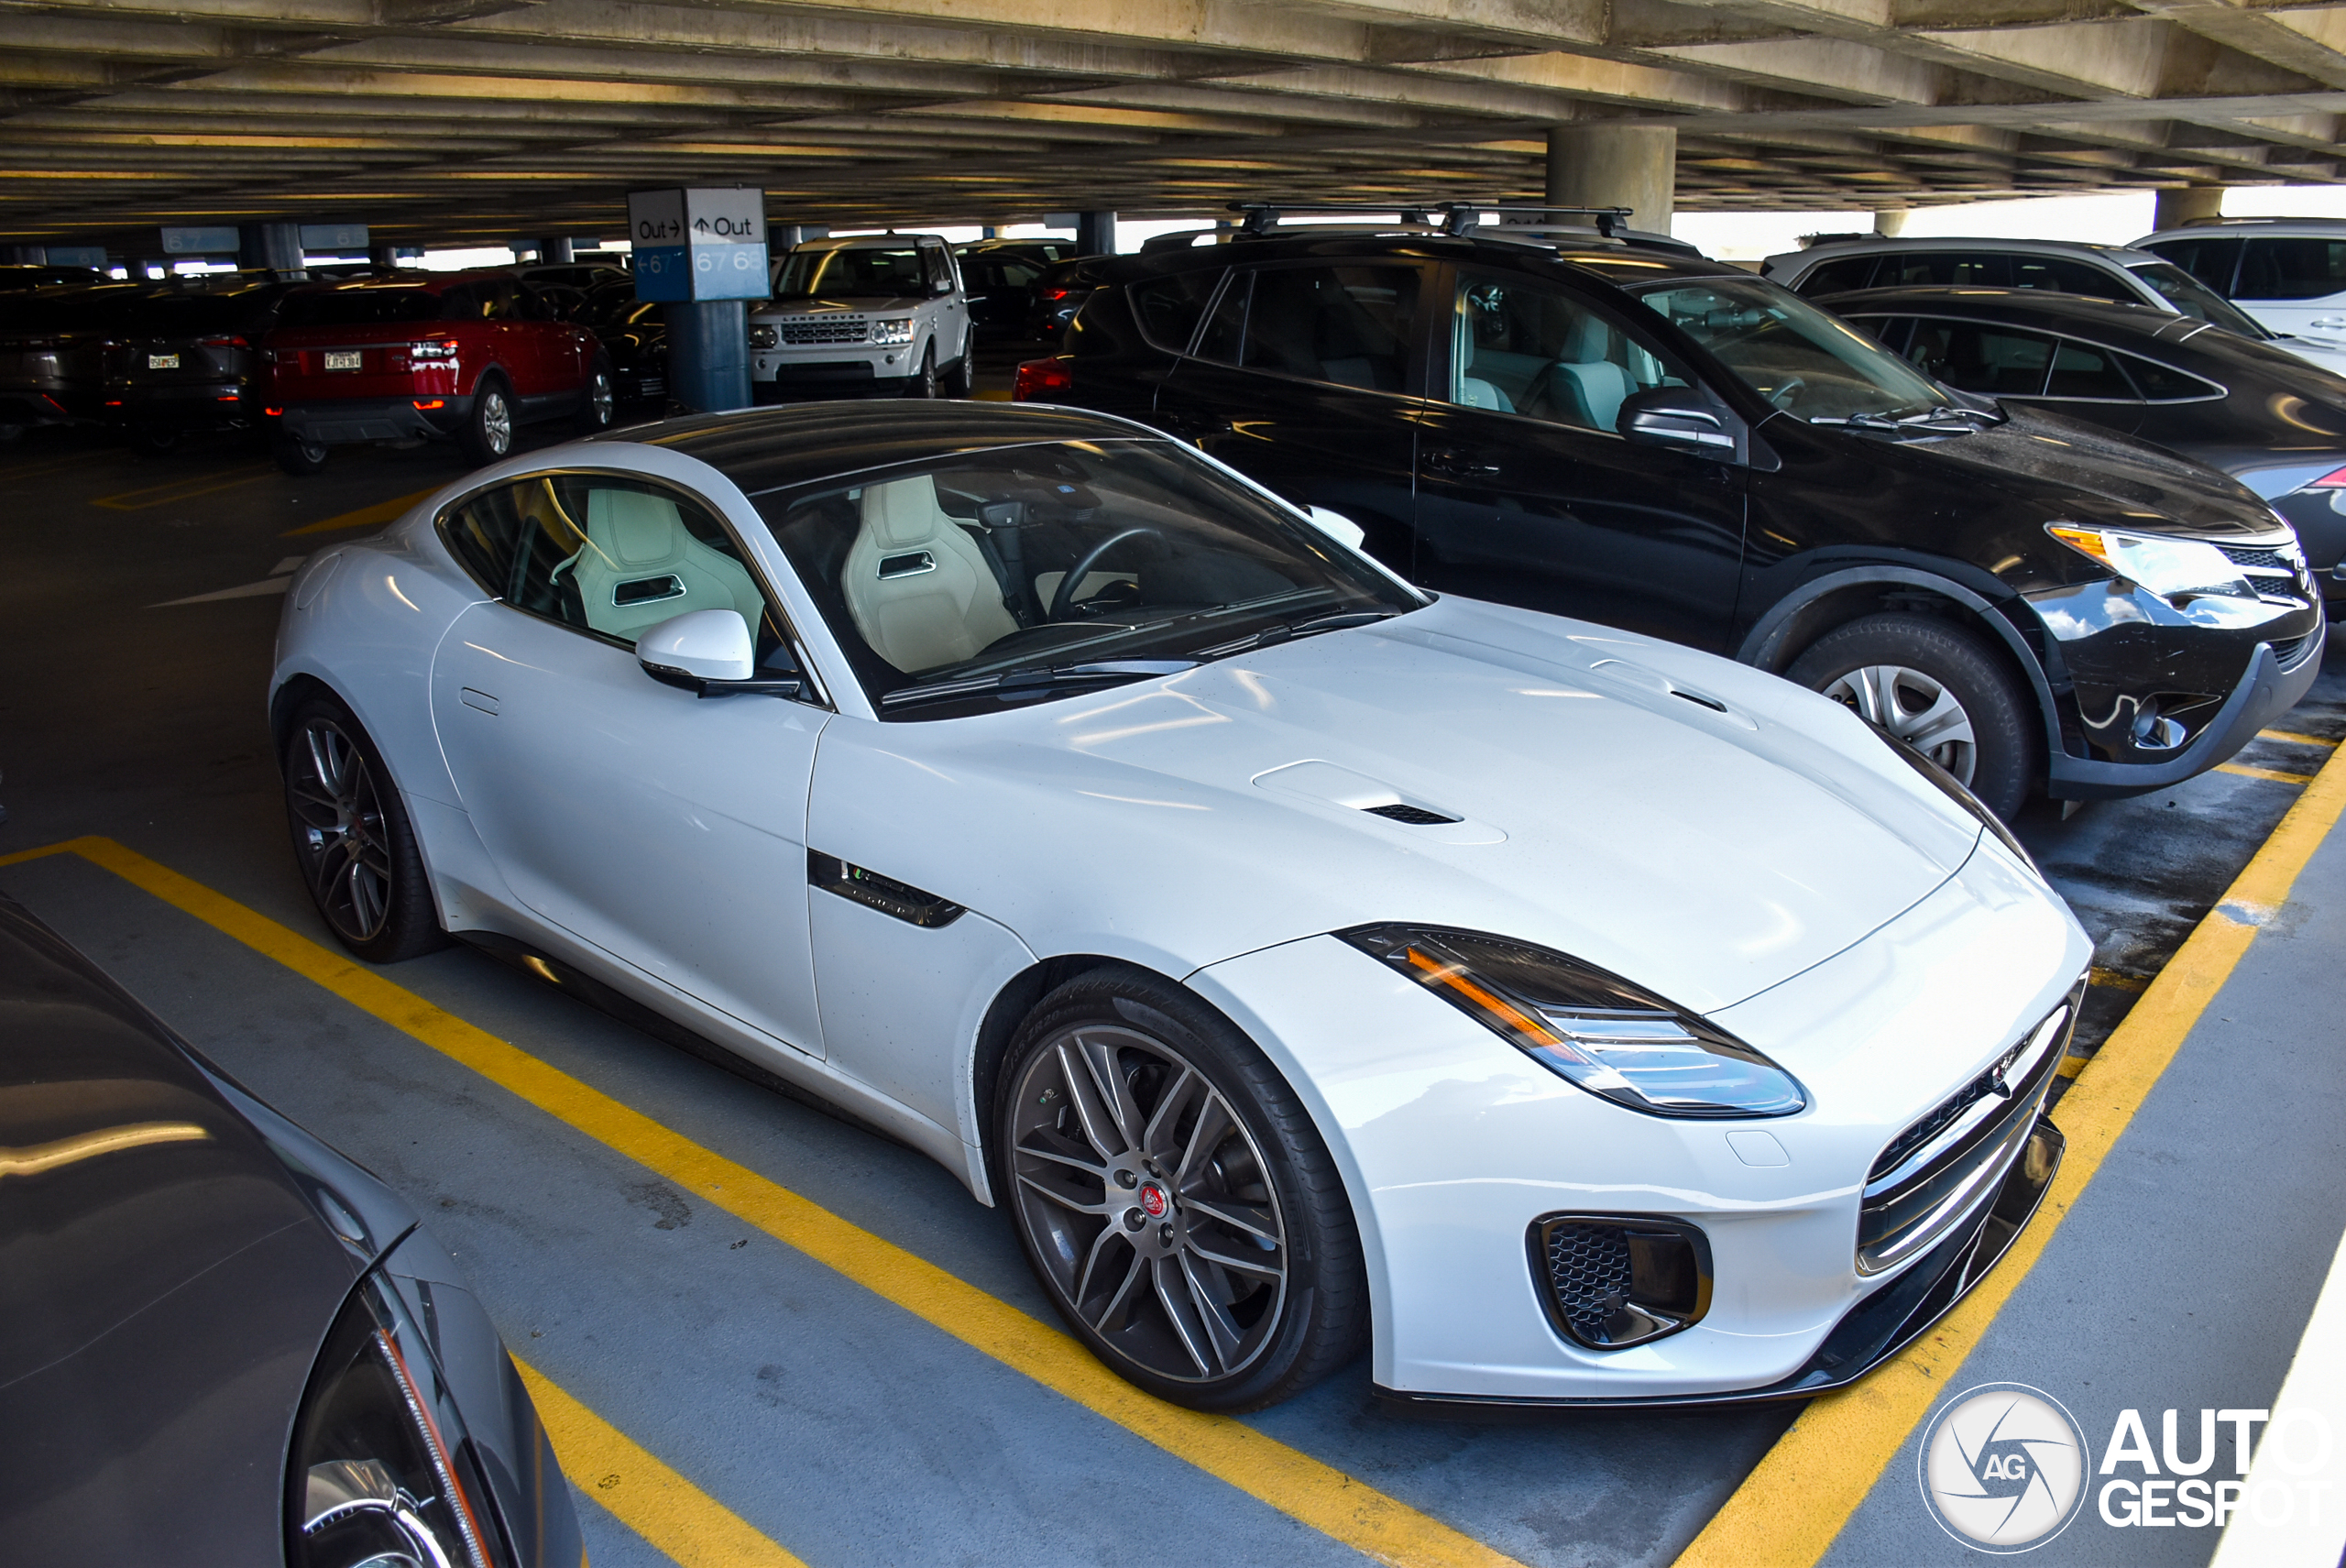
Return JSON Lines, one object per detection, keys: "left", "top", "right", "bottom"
{"left": 1225, "top": 200, "right": 1635, "bottom": 239}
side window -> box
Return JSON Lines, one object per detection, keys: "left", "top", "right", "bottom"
{"left": 1129, "top": 269, "right": 1223, "bottom": 354}
{"left": 1847, "top": 315, "right": 1913, "bottom": 353}
{"left": 2121, "top": 354, "right": 2225, "bottom": 401}
{"left": 1235, "top": 265, "right": 1420, "bottom": 390}
{"left": 921, "top": 245, "right": 952, "bottom": 292}
{"left": 2010, "top": 257, "right": 2129, "bottom": 302}
{"left": 438, "top": 284, "right": 479, "bottom": 320}
{"left": 1903, "top": 320, "right": 2055, "bottom": 396}
{"left": 1880, "top": 252, "right": 2007, "bottom": 287}
{"left": 2147, "top": 236, "right": 2242, "bottom": 294}
{"left": 2238, "top": 238, "right": 2346, "bottom": 302}
{"left": 1446, "top": 272, "right": 1687, "bottom": 433}
{"left": 1195, "top": 270, "right": 1251, "bottom": 363}
{"left": 1794, "top": 257, "right": 1878, "bottom": 297}
{"left": 2045, "top": 339, "right": 2134, "bottom": 400}
{"left": 458, "top": 475, "right": 800, "bottom": 671}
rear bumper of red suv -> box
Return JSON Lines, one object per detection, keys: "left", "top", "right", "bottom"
{"left": 280, "top": 395, "right": 470, "bottom": 446}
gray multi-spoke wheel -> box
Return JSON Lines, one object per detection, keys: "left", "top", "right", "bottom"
{"left": 1788, "top": 611, "right": 2036, "bottom": 820}
{"left": 576, "top": 356, "right": 616, "bottom": 433}
{"left": 1000, "top": 970, "right": 1365, "bottom": 1411}
{"left": 462, "top": 378, "right": 513, "bottom": 465}
{"left": 281, "top": 696, "right": 446, "bottom": 963}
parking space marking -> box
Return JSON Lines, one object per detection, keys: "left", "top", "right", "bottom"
{"left": 2086, "top": 965, "right": 2147, "bottom": 993}
{"left": 2218, "top": 761, "right": 2319, "bottom": 785}
{"left": 282, "top": 487, "right": 437, "bottom": 535}
{"left": 89, "top": 463, "right": 275, "bottom": 511}
{"left": 512, "top": 1357, "right": 809, "bottom": 1568}
{"left": 0, "top": 451, "right": 105, "bottom": 481}
{"left": 0, "top": 836, "right": 1519, "bottom": 1568}
{"left": 1671, "top": 734, "right": 2346, "bottom": 1568}
{"left": 2261, "top": 729, "right": 2339, "bottom": 748}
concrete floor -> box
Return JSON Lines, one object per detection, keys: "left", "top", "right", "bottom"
{"left": 2, "top": 408, "right": 2340, "bottom": 1568}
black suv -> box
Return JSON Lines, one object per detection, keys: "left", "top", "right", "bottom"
{"left": 1020, "top": 225, "right": 2325, "bottom": 817}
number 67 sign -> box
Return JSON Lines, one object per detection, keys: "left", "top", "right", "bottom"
{"left": 627, "top": 189, "right": 770, "bottom": 302}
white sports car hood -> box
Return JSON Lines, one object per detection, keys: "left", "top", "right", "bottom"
{"left": 807, "top": 598, "right": 1985, "bottom": 1017}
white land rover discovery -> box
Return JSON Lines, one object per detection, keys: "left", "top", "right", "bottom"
{"left": 748, "top": 234, "right": 974, "bottom": 400}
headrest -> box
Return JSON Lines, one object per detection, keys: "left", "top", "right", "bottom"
{"left": 1563, "top": 311, "right": 1609, "bottom": 362}
{"left": 588, "top": 488, "right": 685, "bottom": 565}
{"left": 860, "top": 476, "right": 946, "bottom": 550}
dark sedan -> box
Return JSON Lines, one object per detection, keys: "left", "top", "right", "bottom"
{"left": 104, "top": 276, "right": 293, "bottom": 451}
{"left": 0, "top": 893, "right": 584, "bottom": 1567}
{"left": 1818, "top": 286, "right": 2346, "bottom": 616}
{"left": 955, "top": 238, "right": 1085, "bottom": 341}
{"left": 576, "top": 280, "right": 667, "bottom": 405}
{"left": 0, "top": 282, "right": 150, "bottom": 435}
{"left": 1026, "top": 254, "right": 1114, "bottom": 344}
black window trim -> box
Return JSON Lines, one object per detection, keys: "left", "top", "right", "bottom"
{"left": 1859, "top": 312, "right": 2229, "bottom": 405}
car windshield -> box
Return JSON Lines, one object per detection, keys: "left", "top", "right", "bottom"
{"left": 773, "top": 247, "right": 927, "bottom": 300}
{"left": 2127, "top": 261, "right": 2272, "bottom": 338}
{"left": 1632, "top": 275, "right": 1955, "bottom": 422}
{"left": 751, "top": 439, "right": 1420, "bottom": 717}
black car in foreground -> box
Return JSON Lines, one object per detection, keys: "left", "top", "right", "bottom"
{"left": 0, "top": 894, "right": 583, "bottom": 1567}
{"left": 1021, "top": 225, "right": 2324, "bottom": 817}
{"left": 1819, "top": 285, "right": 2346, "bottom": 616}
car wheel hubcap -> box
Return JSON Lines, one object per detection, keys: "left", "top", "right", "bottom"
{"left": 592, "top": 373, "right": 613, "bottom": 424}
{"left": 287, "top": 719, "right": 393, "bottom": 943}
{"left": 1010, "top": 1025, "right": 1288, "bottom": 1384}
{"left": 1821, "top": 662, "right": 1978, "bottom": 784}
{"left": 482, "top": 393, "right": 511, "bottom": 453}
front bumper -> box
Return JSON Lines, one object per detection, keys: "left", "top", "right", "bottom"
{"left": 280, "top": 395, "right": 471, "bottom": 446}
{"left": 750, "top": 357, "right": 914, "bottom": 400}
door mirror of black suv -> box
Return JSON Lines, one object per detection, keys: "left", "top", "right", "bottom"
{"left": 1617, "top": 388, "right": 1738, "bottom": 457}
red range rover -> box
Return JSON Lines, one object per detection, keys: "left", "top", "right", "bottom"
{"left": 264, "top": 270, "right": 614, "bottom": 473}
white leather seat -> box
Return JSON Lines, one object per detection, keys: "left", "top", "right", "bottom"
{"left": 1552, "top": 313, "right": 1633, "bottom": 432}
{"left": 842, "top": 475, "right": 1018, "bottom": 674}
{"left": 561, "top": 488, "right": 764, "bottom": 642}
{"left": 1455, "top": 325, "right": 1515, "bottom": 412}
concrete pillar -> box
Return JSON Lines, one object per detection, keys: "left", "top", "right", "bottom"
{"left": 1076, "top": 210, "right": 1117, "bottom": 255}
{"left": 1872, "top": 208, "right": 1910, "bottom": 236}
{"left": 772, "top": 225, "right": 828, "bottom": 249}
{"left": 1545, "top": 124, "right": 1676, "bottom": 231}
{"left": 665, "top": 300, "right": 751, "bottom": 413}
{"left": 545, "top": 236, "right": 575, "bottom": 263}
{"left": 2154, "top": 185, "right": 2225, "bottom": 230}
{"left": 240, "top": 223, "right": 303, "bottom": 271}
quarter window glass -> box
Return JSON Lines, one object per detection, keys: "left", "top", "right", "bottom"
{"left": 1793, "top": 257, "right": 1877, "bottom": 296}
{"left": 2238, "top": 238, "right": 2346, "bottom": 301}
{"left": 1449, "top": 274, "right": 1686, "bottom": 431}
{"left": 2120, "top": 354, "right": 2224, "bottom": 401}
{"left": 2009, "top": 257, "right": 2129, "bottom": 302}
{"left": 1195, "top": 271, "right": 1250, "bottom": 363}
{"left": 1236, "top": 266, "right": 1420, "bottom": 390}
{"left": 2145, "top": 236, "right": 2242, "bottom": 294}
{"left": 461, "top": 476, "right": 795, "bottom": 666}
{"left": 1128, "top": 269, "right": 1223, "bottom": 354}
{"left": 2046, "top": 340, "right": 2134, "bottom": 399}
{"left": 1903, "top": 320, "right": 2055, "bottom": 396}
{"left": 1879, "top": 252, "right": 2006, "bottom": 287}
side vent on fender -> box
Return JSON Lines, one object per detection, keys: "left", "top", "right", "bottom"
{"left": 1362, "top": 803, "right": 1462, "bottom": 826}
{"left": 807, "top": 851, "right": 966, "bottom": 928}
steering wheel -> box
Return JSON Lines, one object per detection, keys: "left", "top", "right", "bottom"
{"left": 1767, "top": 375, "right": 1808, "bottom": 410}
{"left": 1049, "top": 526, "right": 1159, "bottom": 621}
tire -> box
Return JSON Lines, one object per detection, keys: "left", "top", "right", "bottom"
{"left": 946, "top": 346, "right": 975, "bottom": 399}
{"left": 574, "top": 356, "right": 616, "bottom": 434}
{"left": 274, "top": 435, "right": 328, "bottom": 475}
{"left": 461, "top": 377, "right": 515, "bottom": 465}
{"left": 996, "top": 968, "right": 1365, "bottom": 1412}
{"left": 280, "top": 695, "right": 447, "bottom": 963}
{"left": 905, "top": 343, "right": 939, "bottom": 400}
{"left": 1786, "top": 611, "right": 2037, "bottom": 819}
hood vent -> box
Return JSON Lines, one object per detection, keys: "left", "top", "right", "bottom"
{"left": 1363, "top": 802, "right": 1462, "bottom": 826}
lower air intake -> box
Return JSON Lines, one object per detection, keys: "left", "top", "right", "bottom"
{"left": 1529, "top": 1216, "right": 1712, "bottom": 1350}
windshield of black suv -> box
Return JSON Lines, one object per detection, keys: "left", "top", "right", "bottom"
{"left": 2126, "top": 261, "right": 2273, "bottom": 339}
{"left": 773, "top": 247, "right": 928, "bottom": 301}
{"left": 752, "top": 440, "right": 1421, "bottom": 718}
{"left": 1633, "top": 276, "right": 1957, "bottom": 422}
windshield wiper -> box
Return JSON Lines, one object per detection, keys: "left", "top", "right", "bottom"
{"left": 1197, "top": 609, "right": 1401, "bottom": 659}
{"left": 1811, "top": 406, "right": 1995, "bottom": 433}
{"left": 880, "top": 658, "right": 1199, "bottom": 709}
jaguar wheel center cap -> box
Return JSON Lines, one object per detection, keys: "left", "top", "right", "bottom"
{"left": 1139, "top": 1182, "right": 1169, "bottom": 1220}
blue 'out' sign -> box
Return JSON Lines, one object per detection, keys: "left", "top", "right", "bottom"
{"left": 628, "top": 189, "right": 769, "bottom": 302}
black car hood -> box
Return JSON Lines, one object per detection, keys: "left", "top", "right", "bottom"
{"left": 0, "top": 898, "right": 362, "bottom": 1562}
{"left": 1793, "top": 402, "right": 2283, "bottom": 539}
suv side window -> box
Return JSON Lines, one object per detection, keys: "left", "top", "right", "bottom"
{"left": 1129, "top": 269, "right": 1223, "bottom": 354}
{"left": 1879, "top": 252, "right": 2007, "bottom": 287}
{"left": 2238, "top": 237, "right": 2346, "bottom": 301}
{"left": 921, "top": 243, "right": 953, "bottom": 293}
{"left": 1793, "top": 256, "right": 1877, "bottom": 297}
{"left": 2009, "top": 256, "right": 2130, "bottom": 302}
{"left": 2146, "top": 236, "right": 2243, "bottom": 294}
{"left": 1903, "top": 319, "right": 2055, "bottom": 396}
{"left": 1222, "top": 265, "right": 1421, "bottom": 390}
{"left": 441, "top": 475, "right": 802, "bottom": 673}
{"left": 1446, "top": 272, "right": 1688, "bottom": 433}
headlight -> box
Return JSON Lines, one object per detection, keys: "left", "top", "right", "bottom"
{"left": 746, "top": 324, "right": 777, "bottom": 349}
{"left": 2045, "top": 522, "right": 2253, "bottom": 601}
{"left": 1867, "top": 721, "right": 2043, "bottom": 880}
{"left": 289, "top": 1278, "right": 503, "bottom": 1568}
{"left": 871, "top": 317, "right": 915, "bottom": 345}
{"left": 1339, "top": 926, "right": 1806, "bottom": 1118}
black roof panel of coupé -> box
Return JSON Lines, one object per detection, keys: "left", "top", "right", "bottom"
{"left": 618, "top": 402, "right": 1163, "bottom": 496}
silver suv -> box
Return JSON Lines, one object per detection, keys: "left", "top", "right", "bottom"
{"left": 748, "top": 234, "right": 973, "bottom": 400}
{"left": 2133, "top": 219, "right": 2346, "bottom": 352}
{"left": 1763, "top": 235, "right": 2346, "bottom": 378}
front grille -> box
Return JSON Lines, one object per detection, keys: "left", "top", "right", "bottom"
{"left": 2275, "top": 630, "right": 2319, "bottom": 669}
{"left": 1363, "top": 803, "right": 1460, "bottom": 825}
{"left": 1542, "top": 1223, "right": 1633, "bottom": 1342}
{"left": 2221, "top": 544, "right": 2289, "bottom": 571}
{"left": 1858, "top": 985, "right": 2080, "bottom": 1275}
{"left": 778, "top": 317, "right": 868, "bottom": 345}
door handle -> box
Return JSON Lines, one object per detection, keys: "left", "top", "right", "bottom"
{"left": 460, "top": 687, "right": 499, "bottom": 715}
{"left": 1424, "top": 448, "right": 1501, "bottom": 477}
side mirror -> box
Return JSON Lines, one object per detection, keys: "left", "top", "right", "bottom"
{"left": 932, "top": 277, "right": 955, "bottom": 296}
{"left": 1304, "top": 505, "right": 1367, "bottom": 551}
{"left": 1617, "top": 388, "right": 1739, "bottom": 457}
{"left": 638, "top": 609, "right": 803, "bottom": 698}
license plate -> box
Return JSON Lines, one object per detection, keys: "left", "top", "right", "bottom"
{"left": 148, "top": 352, "right": 180, "bottom": 370}
{"left": 323, "top": 350, "right": 363, "bottom": 371}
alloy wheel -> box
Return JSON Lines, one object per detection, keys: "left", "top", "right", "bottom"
{"left": 589, "top": 370, "right": 614, "bottom": 426}
{"left": 285, "top": 718, "right": 395, "bottom": 945}
{"left": 1821, "top": 662, "right": 1978, "bottom": 784}
{"left": 480, "top": 389, "right": 512, "bottom": 455}
{"left": 1008, "top": 1025, "right": 1288, "bottom": 1384}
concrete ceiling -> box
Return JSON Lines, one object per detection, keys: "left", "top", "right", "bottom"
{"left": 5, "top": 0, "right": 2344, "bottom": 247}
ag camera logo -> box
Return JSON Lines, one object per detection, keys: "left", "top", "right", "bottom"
{"left": 1917, "top": 1382, "right": 2092, "bottom": 1552}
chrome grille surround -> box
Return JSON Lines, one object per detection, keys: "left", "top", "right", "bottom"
{"left": 776, "top": 316, "right": 870, "bottom": 345}
{"left": 1857, "top": 982, "right": 2083, "bottom": 1276}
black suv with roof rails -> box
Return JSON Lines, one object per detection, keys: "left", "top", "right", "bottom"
{"left": 1016, "top": 215, "right": 2325, "bottom": 818}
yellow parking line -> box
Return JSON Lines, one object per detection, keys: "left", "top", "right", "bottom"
{"left": 282, "top": 487, "right": 436, "bottom": 535}
{"left": 0, "top": 451, "right": 104, "bottom": 481}
{"left": 89, "top": 463, "right": 275, "bottom": 510}
{"left": 513, "top": 1357, "right": 808, "bottom": 1568}
{"left": 2260, "top": 729, "right": 2338, "bottom": 748}
{"left": 1672, "top": 729, "right": 2346, "bottom": 1568}
{"left": 0, "top": 835, "right": 1518, "bottom": 1568}
{"left": 2217, "top": 762, "right": 2318, "bottom": 785}
{"left": 2087, "top": 965, "right": 2146, "bottom": 993}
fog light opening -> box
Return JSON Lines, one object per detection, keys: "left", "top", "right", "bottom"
{"left": 1529, "top": 1215, "right": 1712, "bottom": 1350}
